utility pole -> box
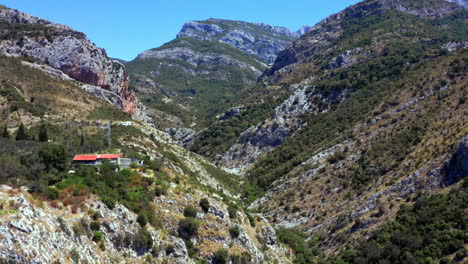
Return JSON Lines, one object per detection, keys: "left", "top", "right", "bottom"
{"left": 107, "top": 120, "right": 111, "bottom": 149}
{"left": 100, "top": 121, "right": 111, "bottom": 149}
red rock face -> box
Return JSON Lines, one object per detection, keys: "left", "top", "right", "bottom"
{"left": 118, "top": 73, "right": 139, "bottom": 115}
{"left": 0, "top": 7, "right": 141, "bottom": 116}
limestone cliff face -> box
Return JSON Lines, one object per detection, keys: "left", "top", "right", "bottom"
{"left": 127, "top": 18, "right": 300, "bottom": 129}
{"left": 0, "top": 7, "right": 139, "bottom": 115}
{"left": 177, "top": 19, "right": 299, "bottom": 64}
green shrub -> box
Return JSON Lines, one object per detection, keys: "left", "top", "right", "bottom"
{"left": 92, "top": 231, "right": 103, "bottom": 242}
{"left": 166, "top": 244, "right": 175, "bottom": 255}
{"left": 15, "top": 123, "right": 28, "bottom": 141}
{"left": 199, "top": 198, "right": 210, "bottom": 212}
{"left": 154, "top": 185, "right": 168, "bottom": 196}
{"left": 228, "top": 204, "right": 238, "bottom": 219}
{"left": 70, "top": 249, "right": 80, "bottom": 263}
{"left": 178, "top": 217, "right": 200, "bottom": 238}
{"left": 47, "top": 187, "right": 59, "bottom": 200}
{"left": 212, "top": 249, "right": 229, "bottom": 264}
{"left": 229, "top": 225, "right": 240, "bottom": 238}
{"left": 133, "top": 228, "right": 153, "bottom": 252}
{"left": 137, "top": 213, "right": 148, "bottom": 226}
{"left": 246, "top": 212, "right": 256, "bottom": 227}
{"left": 183, "top": 205, "right": 197, "bottom": 218}
{"left": 38, "top": 143, "right": 67, "bottom": 172}
{"left": 345, "top": 183, "right": 467, "bottom": 263}
{"left": 90, "top": 221, "right": 100, "bottom": 231}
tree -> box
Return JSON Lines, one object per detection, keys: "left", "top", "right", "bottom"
{"left": 137, "top": 213, "right": 148, "bottom": 226}
{"left": 199, "top": 198, "right": 210, "bottom": 212}
{"left": 38, "top": 143, "right": 67, "bottom": 172}
{"left": 38, "top": 122, "right": 48, "bottom": 142}
{"left": 80, "top": 132, "right": 84, "bottom": 146}
{"left": 2, "top": 125, "right": 9, "bottom": 138}
{"left": 15, "top": 122, "right": 28, "bottom": 141}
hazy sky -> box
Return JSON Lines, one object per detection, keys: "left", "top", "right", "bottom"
{"left": 1, "top": 0, "right": 360, "bottom": 61}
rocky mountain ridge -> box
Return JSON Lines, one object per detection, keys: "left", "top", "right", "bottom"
{"left": 0, "top": 6, "right": 140, "bottom": 115}
{"left": 177, "top": 18, "right": 299, "bottom": 64}
{"left": 188, "top": 0, "right": 467, "bottom": 258}
{"left": 126, "top": 18, "right": 301, "bottom": 130}
{"left": 217, "top": 0, "right": 467, "bottom": 174}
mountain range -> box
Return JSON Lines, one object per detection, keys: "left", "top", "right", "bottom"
{"left": 0, "top": 0, "right": 467, "bottom": 263}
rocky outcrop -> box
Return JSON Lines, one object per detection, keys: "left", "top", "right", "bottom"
{"left": 0, "top": 186, "right": 182, "bottom": 264}
{"left": 443, "top": 135, "right": 468, "bottom": 185}
{"left": 296, "top": 25, "right": 312, "bottom": 35}
{"left": 220, "top": 82, "right": 346, "bottom": 175}
{"left": 0, "top": 7, "right": 139, "bottom": 115}
{"left": 128, "top": 18, "right": 299, "bottom": 129}
{"left": 177, "top": 19, "right": 298, "bottom": 64}
{"left": 137, "top": 46, "right": 262, "bottom": 75}
{"left": 165, "top": 127, "right": 197, "bottom": 146}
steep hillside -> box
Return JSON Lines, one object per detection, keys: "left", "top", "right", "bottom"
{"left": 189, "top": 0, "right": 467, "bottom": 261}
{"left": 0, "top": 117, "right": 292, "bottom": 263}
{"left": 0, "top": 6, "right": 140, "bottom": 116}
{"left": 0, "top": 36, "right": 291, "bottom": 264}
{"left": 126, "top": 19, "right": 299, "bottom": 130}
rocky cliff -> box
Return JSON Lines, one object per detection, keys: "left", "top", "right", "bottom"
{"left": 190, "top": 0, "right": 467, "bottom": 257}
{"left": 0, "top": 6, "right": 139, "bottom": 115}
{"left": 177, "top": 19, "right": 298, "bottom": 64}
{"left": 216, "top": 0, "right": 467, "bottom": 174}
{"left": 126, "top": 19, "right": 299, "bottom": 130}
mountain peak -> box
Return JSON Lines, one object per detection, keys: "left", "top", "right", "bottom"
{"left": 175, "top": 18, "right": 298, "bottom": 63}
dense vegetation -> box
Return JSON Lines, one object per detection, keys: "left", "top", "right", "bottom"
{"left": 243, "top": 8, "right": 467, "bottom": 202}
{"left": 341, "top": 181, "right": 467, "bottom": 264}
{"left": 190, "top": 93, "right": 286, "bottom": 159}
{"left": 127, "top": 37, "right": 266, "bottom": 128}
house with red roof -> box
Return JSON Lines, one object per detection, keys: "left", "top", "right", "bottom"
{"left": 73, "top": 154, "right": 120, "bottom": 166}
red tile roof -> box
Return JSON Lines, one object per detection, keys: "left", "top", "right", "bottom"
{"left": 97, "top": 154, "right": 120, "bottom": 159}
{"left": 73, "top": 155, "right": 97, "bottom": 161}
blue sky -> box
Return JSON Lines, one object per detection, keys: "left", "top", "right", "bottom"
{"left": 1, "top": 0, "right": 360, "bottom": 61}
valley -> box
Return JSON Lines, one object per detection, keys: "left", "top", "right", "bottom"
{"left": 0, "top": 0, "right": 467, "bottom": 263}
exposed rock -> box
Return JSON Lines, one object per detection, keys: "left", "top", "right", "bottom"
{"left": 441, "top": 41, "right": 468, "bottom": 51}
{"left": 177, "top": 21, "right": 225, "bottom": 40}
{"left": 261, "top": 225, "right": 277, "bottom": 245}
{"left": 328, "top": 48, "right": 364, "bottom": 69}
{"left": 296, "top": 25, "right": 312, "bottom": 35}
{"left": 137, "top": 46, "right": 262, "bottom": 75}
{"left": 217, "top": 106, "right": 245, "bottom": 122}
{"left": 220, "top": 83, "right": 346, "bottom": 175}
{"left": 443, "top": 135, "right": 468, "bottom": 185}
{"left": 176, "top": 18, "right": 298, "bottom": 64}
{"left": 165, "top": 127, "right": 197, "bottom": 146}
{"left": 0, "top": 7, "right": 139, "bottom": 115}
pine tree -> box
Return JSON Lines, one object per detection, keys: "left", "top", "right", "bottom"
{"left": 15, "top": 122, "right": 28, "bottom": 141}
{"left": 38, "top": 122, "right": 48, "bottom": 142}
{"left": 80, "top": 132, "right": 84, "bottom": 146}
{"left": 2, "top": 125, "right": 9, "bottom": 138}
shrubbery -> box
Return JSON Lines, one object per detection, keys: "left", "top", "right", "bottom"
{"left": 342, "top": 182, "right": 467, "bottom": 264}
{"left": 229, "top": 225, "right": 240, "bottom": 238}
{"left": 199, "top": 198, "right": 210, "bottom": 212}
{"left": 183, "top": 205, "right": 197, "bottom": 218}
{"left": 212, "top": 249, "right": 229, "bottom": 264}
{"left": 178, "top": 217, "right": 200, "bottom": 238}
